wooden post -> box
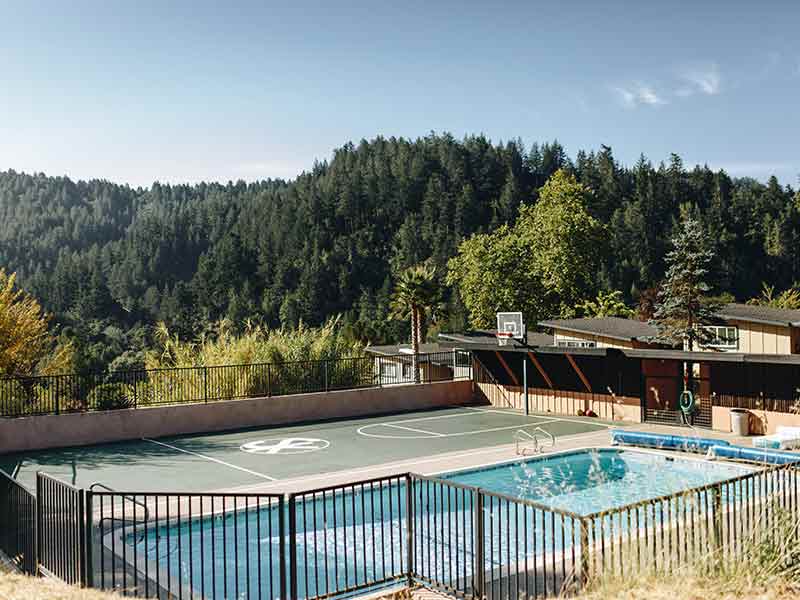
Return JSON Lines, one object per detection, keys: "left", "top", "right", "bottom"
{"left": 523, "top": 357, "right": 529, "bottom": 415}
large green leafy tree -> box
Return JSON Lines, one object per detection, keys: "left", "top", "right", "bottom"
{"left": 523, "top": 170, "right": 606, "bottom": 314}
{"left": 650, "top": 215, "right": 719, "bottom": 350}
{"left": 576, "top": 290, "right": 635, "bottom": 318}
{"left": 447, "top": 170, "right": 606, "bottom": 327}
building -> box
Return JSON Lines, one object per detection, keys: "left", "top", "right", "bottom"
{"left": 437, "top": 313, "right": 800, "bottom": 433}
{"left": 713, "top": 304, "right": 800, "bottom": 354}
{"left": 538, "top": 304, "right": 800, "bottom": 355}
{"left": 365, "top": 343, "right": 471, "bottom": 385}
{"left": 537, "top": 317, "right": 657, "bottom": 349}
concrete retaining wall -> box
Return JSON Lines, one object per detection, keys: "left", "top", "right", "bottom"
{"left": 0, "top": 380, "right": 475, "bottom": 454}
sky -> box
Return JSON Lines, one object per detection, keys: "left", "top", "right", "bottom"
{"left": 1, "top": 0, "right": 799, "bottom": 187}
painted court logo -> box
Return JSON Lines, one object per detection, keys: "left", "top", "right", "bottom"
{"left": 240, "top": 438, "right": 330, "bottom": 455}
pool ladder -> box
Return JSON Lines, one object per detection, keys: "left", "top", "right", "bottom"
{"left": 515, "top": 427, "right": 555, "bottom": 456}
{"left": 90, "top": 482, "right": 151, "bottom": 534}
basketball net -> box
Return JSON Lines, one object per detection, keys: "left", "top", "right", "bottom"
{"left": 496, "top": 331, "right": 513, "bottom": 346}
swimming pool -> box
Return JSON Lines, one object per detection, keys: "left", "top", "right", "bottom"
{"left": 111, "top": 448, "right": 756, "bottom": 599}
{"left": 443, "top": 447, "right": 753, "bottom": 515}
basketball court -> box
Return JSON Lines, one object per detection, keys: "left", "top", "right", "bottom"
{"left": 1, "top": 405, "right": 615, "bottom": 493}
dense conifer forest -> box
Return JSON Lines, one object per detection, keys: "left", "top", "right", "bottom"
{"left": 1, "top": 134, "right": 798, "bottom": 371}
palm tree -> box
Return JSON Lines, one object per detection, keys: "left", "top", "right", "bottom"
{"left": 389, "top": 264, "right": 442, "bottom": 383}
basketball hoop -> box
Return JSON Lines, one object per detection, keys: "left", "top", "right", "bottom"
{"left": 496, "top": 331, "right": 513, "bottom": 346}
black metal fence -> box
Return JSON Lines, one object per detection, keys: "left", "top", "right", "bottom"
{"left": 0, "top": 351, "right": 470, "bottom": 418}
{"left": 90, "top": 490, "right": 286, "bottom": 599}
{"left": 5, "top": 461, "right": 798, "bottom": 600}
{"left": 0, "top": 468, "right": 36, "bottom": 574}
{"left": 36, "top": 472, "right": 88, "bottom": 584}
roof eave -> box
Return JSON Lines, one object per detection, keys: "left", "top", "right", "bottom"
{"left": 537, "top": 322, "right": 643, "bottom": 343}
{"left": 717, "top": 313, "right": 795, "bottom": 328}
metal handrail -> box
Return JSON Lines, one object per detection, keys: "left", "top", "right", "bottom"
{"left": 514, "top": 426, "right": 555, "bottom": 455}
{"left": 89, "top": 482, "right": 150, "bottom": 523}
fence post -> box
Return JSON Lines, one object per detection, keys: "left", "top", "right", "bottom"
{"left": 324, "top": 360, "right": 329, "bottom": 392}
{"left": 55, "top": 377, "right": 60, "bottom": 416}
{"left": 288, "top": 495, "right": 297, "bottom": 600}
{"left": 711, "top": 484, "right": 722, "bottom": 555}
{"left": 279, "top": 496, "right": 287, "bottom": 600}
{"left": 473, "top": 491, "right": 485, "bottom": 598}
{"left": 406, "top": 475, "right": 414, "bottom": 585}
{"left": 267, "top": 364, "right": 272, "bottom": 398}
{"left": 579, "top": 517, "right": 590, "bottom": 588}
{"left": 35, "top": 473, "right": 43, "bottom": 576}
{"left": 85, "top": 491, "right": 93, "bottom": 588}
{"left": 78, "top": 489, "right": 87, "bottom": 587}
{"left": 203, "top": 367, "right": 209, "bottom": 403}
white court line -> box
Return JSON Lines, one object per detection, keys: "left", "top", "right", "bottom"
{"left": 376, "top": 409, "right": 495, "bottom": 425}
{"left": 383, "top": 423, "right": 446, "bottom": 437}
{"left": 142, "top": 438, "right": 277, "bottom": 481}
{"left": 234, "top": 429, "right": 613, "bottom": 492}
{"left": 462, "top": 406, "right": 615, "bottom": 429}
{"left": 358, "top": 419, "right": 559, "bottom": 439}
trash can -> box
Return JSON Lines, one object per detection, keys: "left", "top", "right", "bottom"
{"left": 730, "top": 408, "right": 749, "bottom": 436}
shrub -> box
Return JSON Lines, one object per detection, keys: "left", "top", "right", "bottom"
{"left": 87, "top": 383, "right": 134, "bottom": 411}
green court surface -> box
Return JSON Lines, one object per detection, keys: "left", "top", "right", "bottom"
{"left": 1, "top": 406, "right": 613, "bottom": 492}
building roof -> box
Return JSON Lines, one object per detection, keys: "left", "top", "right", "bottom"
{"left": 366, "top": 342, "right": 443, "bottom": 356}
{"left": 716, "top": 303, "right": 800, "bottom": 327}
{"left": 537, "top": 317, "right": 657, "bottom": 342}
{"left": 438, "top": 330, "right": 553, "bottom": 347}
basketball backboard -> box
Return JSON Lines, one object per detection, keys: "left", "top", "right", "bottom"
{"left": 496, "top": 312, "right": 526, "bottom": 341}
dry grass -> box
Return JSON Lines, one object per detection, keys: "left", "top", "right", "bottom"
{"left": 0, "top": 573, "right": 119, "bottom": 600}
{"left": 579, "top": 573, "right": 799, "bottom": 600}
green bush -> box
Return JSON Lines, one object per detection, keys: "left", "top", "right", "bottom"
{"left": 87, "top": 383, "right": 134, "bottom": 411}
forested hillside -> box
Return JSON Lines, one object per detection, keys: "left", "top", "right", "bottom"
{"left": 1, "top": 134, "right": 798, "bottom": 371}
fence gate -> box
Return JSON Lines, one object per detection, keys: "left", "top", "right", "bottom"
{"left": 36, "top": 473, "right": 87, "bottom": 584}
{"left": 641, "top": 375, "right": 712, "bottom": 428}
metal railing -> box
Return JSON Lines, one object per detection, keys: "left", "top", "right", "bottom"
{"left": 0, "top": 351, "right": 470, "bottom": 418}
{"left": 36, "top": 472, "right": 88, "bottom": 584}
{"left": 89, "top": 490, "right": 286, "bottom": 599}
{"left": 5, "top": 459, "right": 800, "bottom": 599}
{"left": 0, "top": 468, "right": 37, "bottom": 574}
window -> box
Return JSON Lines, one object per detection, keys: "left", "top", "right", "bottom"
{"left": 556, "top": 340, "right": 596, "bottom": 348}
{"left": 705, "top": 326, "right": 739, "bottom": 349}
{"left": 380, "top": 362, "right": 397, "bottom": 378}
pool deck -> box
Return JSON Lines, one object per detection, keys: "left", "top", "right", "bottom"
{"left": 231, "top": 421, "right": 752, "bottom": 495}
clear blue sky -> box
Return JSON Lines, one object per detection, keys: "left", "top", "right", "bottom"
{"left": 1, "top": 1, "right": 798, "bottom": 187}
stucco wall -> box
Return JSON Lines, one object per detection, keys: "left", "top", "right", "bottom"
{"left": 712, "top": 405, "right": 800, "bottom": 435}
{"left": 0, "top": 380, "right": 475, "bottom": 454}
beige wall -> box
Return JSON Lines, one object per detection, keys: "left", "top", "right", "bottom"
{"left": 476, "top": 381, "right": 641, "bottom": 423}
{"left": 731, "top": 320, "right": 792, "bottom": 355}
{"left": 712, "top": 405, "right": 800, "bottom": 435}
{"left": 553, "top": 330, "right": 636, "bottom": 349}
{"left": 0, "top": 380, "right": 475, "bottom": 454}
{"left": 696, "top": 320, "right": 793, "bottom": 354}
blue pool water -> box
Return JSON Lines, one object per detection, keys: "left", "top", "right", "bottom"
{"left": 445, "top": 448, "right": 753, "bottom": 515}
{"left": 123, "top": 449, "right": 755, "bottom": 599}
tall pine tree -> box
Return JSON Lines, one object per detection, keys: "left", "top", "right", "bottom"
{"left": 650, "top": 215, "right": 719, "bottom": 350}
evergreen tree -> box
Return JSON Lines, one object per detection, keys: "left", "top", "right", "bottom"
{"left": 650, "top": 215, "right": 719, "bottom": 350}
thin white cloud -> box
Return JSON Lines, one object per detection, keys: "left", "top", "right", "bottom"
{"left": 678, "top": 63, "right": 721, "bottom": 95}
{"left": 612, "top": 83, "right": 667, "bottom": 108}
